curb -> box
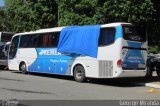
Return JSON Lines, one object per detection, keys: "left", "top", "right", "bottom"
{"left": 145, "top": 83, "right": 160, "bottom": 89}
{"left": 129, "top": 81, "right": 160, "bottom": 89}
{"left": 136, "top": 82, "right": 160, "bottom": 89}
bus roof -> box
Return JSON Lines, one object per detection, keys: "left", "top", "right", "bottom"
{"left": 101, "top": 22, "right": 131, "bottom": 28}
{"left": 13, "top": 22, "right": 131, "bottom": 37}
{"left": 13, "top": 26, "right": 65, "bottom": 37}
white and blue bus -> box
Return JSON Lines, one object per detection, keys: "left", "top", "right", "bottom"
{"left": 8, "top": 23, "right": 147, "bottom": 82}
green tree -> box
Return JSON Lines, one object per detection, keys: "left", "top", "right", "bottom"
{"left": 59, "top": 0, "right": 103, "bottom": 26}
{"left": 0, "top": 0, "right": 159, "bottom": 46}
{"left": 2, "top": 0, "right": 58, "bottom": 32}
{"left": 0, "top": 8, "right": 5, "bottom": 31}
{"left": 59, "top": 0, "right": 154, "bottom": 27}
{"left": 103, "top": 0, "right": 154, "bottom": 25}
{"left": 150, "top": 0, "right": 160, "bottom": 37}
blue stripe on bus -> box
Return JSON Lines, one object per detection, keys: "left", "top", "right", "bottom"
{"left": 28, "top": 48, "right": 76, "bottom": 75}
{"left": 115, "top": 25, "right": 123, "bottom": 40}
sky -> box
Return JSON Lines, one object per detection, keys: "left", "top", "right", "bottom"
{"left": 0, "top": 0, "right": 5, "bottom": 7}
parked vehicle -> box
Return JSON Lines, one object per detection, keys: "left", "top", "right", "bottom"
{"left": 146, "top": 53, "right": 160, "bottom": 77}
{"left": 0, "top": 32, "right": 15, "bottom": 69}
{"left": 0, "top": 42, "right": 11, "bottom": 69}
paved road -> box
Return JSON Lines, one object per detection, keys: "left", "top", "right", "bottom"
{"left": 0, "top": 70, "right": 160, "bottom": 100}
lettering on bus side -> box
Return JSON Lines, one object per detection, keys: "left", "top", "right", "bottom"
{"left": 39, "top": 49, "right": 61, "bottom": 56}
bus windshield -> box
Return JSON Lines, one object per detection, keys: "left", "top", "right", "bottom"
{"left": 123, "top": 25, "right": 146, "bottom": 42}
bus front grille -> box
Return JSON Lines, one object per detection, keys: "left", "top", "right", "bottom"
{"left": 99, "top": 60, "right": 113, "bottom": 77}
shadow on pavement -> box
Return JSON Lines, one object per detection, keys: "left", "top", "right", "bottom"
{"left": 11, "top": 71, "right": 160, "bottom": 87}
{"left": 88, "top": 76, "right": 160, "bottom": 87}
{"left": 11, "top": 71, "right": 74, "bottom": 81}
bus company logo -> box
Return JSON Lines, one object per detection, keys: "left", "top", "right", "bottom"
{"left": 128, "top": 56, "right": 142, "bottom": 60}
{"left": 39, "top": 49, "right": 61, "bottom": 56}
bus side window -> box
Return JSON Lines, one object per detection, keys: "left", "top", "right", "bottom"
{"left": 48, "top": 34, "right": 53, "bottom": 47}
{"left": 23, "top": 36, "right": 29, "bottom": 47}
{"left": 41, "top": 34, "right": 53, "bottom": 48}
{"left": 42, "top": 34, "right": 49, "bottom": 47}
{"left": 19, "top": 35, "right": 30, "bottom": 48}
{"left": 51, "top": 32, "right": 60, "bottom": 48}
{"left": 99, "top": 28, "right": 115, "bottom": 46}
{"left": 31, "top": 34, "right": 40, "bottom": 48}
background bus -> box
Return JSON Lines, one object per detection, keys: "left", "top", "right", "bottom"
{"left": 8, "top": 23, "right": 147, "bottom": 82}
{"left": 0, "top": 32, "right": 15, "bottom": 45}
{"left": 0, "top": 32, "right": 15, "bottom": 68}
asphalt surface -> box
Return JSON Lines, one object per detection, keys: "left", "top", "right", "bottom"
{"left": 0, "top": 70, "right": 160, "bottom": 100}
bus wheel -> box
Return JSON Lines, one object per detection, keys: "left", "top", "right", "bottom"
{"left": 19, "top": 62, "right": 27, "bottom": 74}
{"left": 74, "top": 65, "right": 86, "bottom": 82}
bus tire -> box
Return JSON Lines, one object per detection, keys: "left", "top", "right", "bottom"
{"left": 19, "top": 62, "right": 27, "bottom": 74}
{"left": 73, "top": 65, "right": 86, "bottom": 82}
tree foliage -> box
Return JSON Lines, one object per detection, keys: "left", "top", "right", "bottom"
{"left": 103, "top": 0, "right": 154, "bottom": 24}
{"left": 0, "top": 0, "right": 159, "bottom": 48}
{"left": 151, "top": 0, "right": 160, "bottom": 36}
{"left": 0, "top": 0, "right": 58, "bottom": 32}
{"left": 59, "top": 0, "right": 154, "bottom": 27}
{"left": 59, "top": 0, "right": 101, "bottom": 26}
